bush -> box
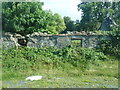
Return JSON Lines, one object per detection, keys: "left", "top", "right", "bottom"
{"left": 2, "top": 46, "right": 108, "bottom": 71}
{"left": 98, "top": 31, "right": 120, "bottom": 58}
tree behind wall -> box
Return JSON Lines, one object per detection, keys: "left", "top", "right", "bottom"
{"left": 77, "top": 2, "right": 120, "bottom": 31}
{"left": 2, "top": 2, "right": 66, "bottom": 35}
{"left": 62, "top": 16, "right": 76, "bottom": 33}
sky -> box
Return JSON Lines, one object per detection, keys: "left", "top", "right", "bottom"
{"left": 39, "top": 0, "right": 82, "bottom": 21}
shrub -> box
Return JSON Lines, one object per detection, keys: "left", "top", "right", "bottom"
{"left": 2, "top": 46, "right": 109, "bottom": 71}
{"left": 98, "top": 31, "right": 120, "bottom": 58}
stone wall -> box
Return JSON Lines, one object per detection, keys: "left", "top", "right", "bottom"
{"left": 1, "top": 32, "right": 25, "bottom": 49}
{"left": 26, "top": 33, "right": 71, "bottom": 48}
{"left": 1, "top": 32, "right": 111, "bottom": 49}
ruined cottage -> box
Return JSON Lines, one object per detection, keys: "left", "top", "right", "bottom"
{"left": 1, "top": 32, "right": 111, "bottom": 49}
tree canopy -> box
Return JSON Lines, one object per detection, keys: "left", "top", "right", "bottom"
{"left": 63, "top": 16, "right": 75, "bottom": 33}
{"left": 2, "top": 2, "right": 66, "bottom": 35}
{"left": 77, "top": 2, "right": 120, "bottom": 31}
{"left": 62, "top": 16, "right": 81, "bottom": 33}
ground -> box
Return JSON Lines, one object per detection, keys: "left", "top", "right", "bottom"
{"left": 2, "top": 60, "right": 118, "bottom": 88}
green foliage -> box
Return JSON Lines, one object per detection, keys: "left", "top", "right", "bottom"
{"left": 62, "top": 16, "right": 81, "bottom": 33}
{"left": 2, "top": 46, "right": 108, "bottom": 72}
{"left": 2, "top": 2, "right": 66, "bottom": 35}
{"left": 98, "top": 31, "right": 120, "bottom": 58}
{"left": 77, "top": 2, "right": 120, "bottom": 31}
{"left": 62, "top": 16, "right": 76, "bottom": 33}
{"left": 2, "top": 47, "right": 118, "bottom": 88}
{"left": 94, "top": 30, "right": 120, "bottom": 35}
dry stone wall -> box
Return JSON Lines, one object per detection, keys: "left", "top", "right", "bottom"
{"left": 1, "top": 32, "right": 111, "bottom": 49}
{"left": 2, "top": 32, "right": 19, "bottom": 49}
{"left": 26, "top": 33, "right": 71, "bottom": 48}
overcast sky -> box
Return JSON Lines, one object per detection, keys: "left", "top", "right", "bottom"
{"left": 39, "top": 0, "right": 82, "bottom": 21}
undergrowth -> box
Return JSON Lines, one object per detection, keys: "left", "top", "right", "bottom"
{"left": 2, "top": 46, "right": 110, "bottom": 72}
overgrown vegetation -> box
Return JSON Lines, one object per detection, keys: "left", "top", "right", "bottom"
{"left": 2, "top": 46, "right": 112, "bottom": 72}
{"left": 98, "top": 31, "right": 120, "bottom": 58}
{"left": 2, "top": 2, "right": 66, "bottom": 35}
{"left": 2, "top": 46, "right": 118, "bottom": 88}
{"left": 2, "top": 1, "right": 119, "bottom": 88}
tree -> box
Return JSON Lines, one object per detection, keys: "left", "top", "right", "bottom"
{"left": 62, "top": 16, "right": 76, "bottom": 33}
{"left": 77, "top": 2, "right": 120, "bottom": 31}
{"left": 2, "top": 2, "right": 66, "bottom": 35}
{"left": 112, "top": 2, "right": 120, "bottom": 30}
{"left": 75, "top": 19, "right": 81, "bottom": 31}
{"left": 45, "top": 12, "right": 66, "bottom": 34}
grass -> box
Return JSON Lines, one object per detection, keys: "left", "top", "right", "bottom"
{"left": 1, "top": 47, "right": 119, "bottom": 88}
{"left": 2, "top": 60, "right": 118, "bottom": 88}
